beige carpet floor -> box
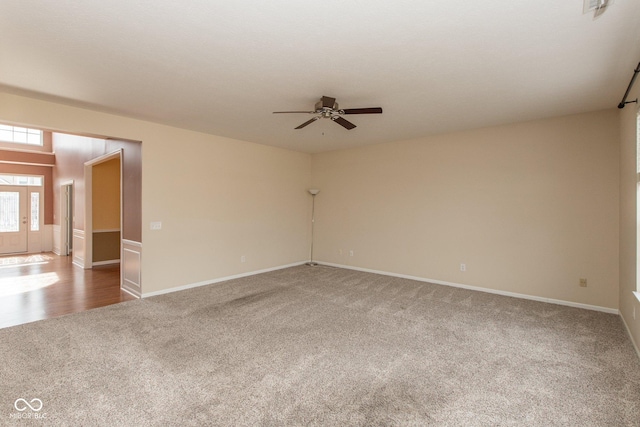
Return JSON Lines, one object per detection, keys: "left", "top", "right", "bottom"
{"left": 1, "top": 265, "right": 639, "bottom": 426}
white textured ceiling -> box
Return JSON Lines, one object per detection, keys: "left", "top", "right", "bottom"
{"left": 1, "top": 1, "right": 639, "bottom": 153}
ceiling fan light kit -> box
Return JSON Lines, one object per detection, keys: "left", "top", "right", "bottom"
{"left": 273, "top": 96, "right": 383, "bottom": 130}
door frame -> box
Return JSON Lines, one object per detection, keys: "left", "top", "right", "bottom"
{"left": 0, "top": 175, "right": 45, "bottom": 255}
{"left": 59, "top": 180, "right": 73, "bottom": 256}
{"left": 83, "top": 150, "right": 123, "bottom": 279}
{"left": 26, "top": 184, "right": 45, "bottom": 254}
{"left": 0, "top": 185, "right": 28, "bottom": 254}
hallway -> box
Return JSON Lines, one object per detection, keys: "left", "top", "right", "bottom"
{"left": 0, "top": 253, "right": 136, "bottom": 329}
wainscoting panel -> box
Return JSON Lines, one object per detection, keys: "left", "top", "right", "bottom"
{"left": 93, "top": 229, "right": 121, "bottom": 265}
{"left": 43, "top": 224, "right": 53, "bottom": 253}
{"left": 122, "top": 239, "right": 141, "bottom": 297}
{"left": 72, "top": 229, "right": 85, "bottom": 268}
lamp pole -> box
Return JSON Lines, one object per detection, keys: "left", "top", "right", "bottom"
{"left": 306, "top": 189, "right": 320, "bottom": 266}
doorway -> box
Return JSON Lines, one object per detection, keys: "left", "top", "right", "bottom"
{"left": 0, "top": 176, "right": 45, "bottom": 255}
{"left": 60, "top": 182, "right": 73, "bottom": 256}
{"left": 0, "top": 185, "right": 27, "bottom": 254}
{"left": 84, "top": 150, "right": 122, "bottom": 285}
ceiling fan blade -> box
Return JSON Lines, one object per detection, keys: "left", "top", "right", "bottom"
{"left": 332, "top": 116, "right": 356, "bottom": 130}
{"left": 295, "top": 117, "right": 319, "bottom": 129}
{"left": 273, "top": 111, "right": 314, "bottom": 114}
{"left": 341, "top": 107, "right": 383, "bottom": 115}
{"left": 321, "top": 96, "right": 336, "bottom": 108}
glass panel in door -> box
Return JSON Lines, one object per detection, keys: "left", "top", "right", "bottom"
{"left": 0, "top": 186, "right": 27, "bottom": 254}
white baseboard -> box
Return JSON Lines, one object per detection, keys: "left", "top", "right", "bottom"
{"left": 121, "top": 287, "right": 141, "bottom": 299}
{"left": 141, "top": 261, "right": 306, "bottom": 298}
{"left": 92, "top": 259, "right": 120, "bottom": 266}
{"left": 320, "top": 262, "right": 619, "bottom": 315}
{"left": 140, "top": 259, "right": 619, "bottom": 315}
{"left": 621, "top": 312, "right": 640, "bottom": 361}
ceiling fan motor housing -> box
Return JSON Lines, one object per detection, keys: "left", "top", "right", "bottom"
{"left": 315, "top": 100, "right": 339, "bottom": 117}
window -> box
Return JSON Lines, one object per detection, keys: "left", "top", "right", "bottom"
{"left": 0, "top": 175, "right": 42, "bottom": 186}
{"left": 0, "top": 191, "right": 20, "bottom": 232}
{"left": 0, "top": 175, "right": 43, "bottom": 235}
{"left": 0, "top": 124, "right": 43, "bottom": 146}
{"left": 637, "top": 108, "right": 640, "bottom": 176}
{"left": 637, "top": 107, "right": 640, "bottom": 295}
{"left": 30, "top": 192, "right": 40, "bottom": 232}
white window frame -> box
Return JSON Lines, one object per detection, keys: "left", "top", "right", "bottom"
{"left": 0, "top": 175, "right": 43, "bottom": 186}
{"left": 636, "top": 106, "right": 640, "bottom": 299}
{"left": 0, "top": 124, "right": 43, "bottom": 146}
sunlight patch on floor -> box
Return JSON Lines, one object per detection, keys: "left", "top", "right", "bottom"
{"left": 0, "top": 254, "right": 53, "bottom": 269}
{"left": 0, "top": 254, "right": 53, "bottom": 266}
{"left": 0, "top": 272, "right": 59, "bottom": 297}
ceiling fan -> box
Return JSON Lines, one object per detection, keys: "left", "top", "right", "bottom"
{"left": 273, "top": 96, "right": 383, "bottom": 130}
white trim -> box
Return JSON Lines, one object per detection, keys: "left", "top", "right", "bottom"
{"left": 84, "top": 150, "right": 121, "bottom": 167}
{"left": 72, "top": 228, "right": 85, "bottom": 268}
{"left": 0, "top": 173, "right": 45, "bottom": 186}
{"left": 52, "top": 224, "right": 61, "bottom": 255}
{"left": 122, "top": 240, "right": 142, "bottom": 297}
{"left": 42, "top": 224, "right": 53, "bottom": 253}
{"left": 0, "top": 146, "right": 54, "bottom": 155}
{"left": 122, "top": 239, "right": 141, "bottom": 248}
{"left": 92, "top": 259, "right": 120, "bottom": 266}
{"left": 142, "top": 261, "right": 306, "bottom": 298}
{"left": 320, "top": 262, "right": 620, "bottom": 315}
{"left": 121, "top": 287, "right": 140, "bottom": 299}
{"left": 26, "top": 185, "right": 44, "bottom": 253}
{"left": 59, "top": 181, "right": 73, "bottom": 257}
{"left": 93, "top": 228, "right": 121, "bottom": 233}
{"left": 620, "top": 312, "right": 640, "bottom": 361}
{"left": 634, "top": 291, "right": 640, "bottom": 304}
{"left": 0, "top": 160, "right": 54, "bottom": 167}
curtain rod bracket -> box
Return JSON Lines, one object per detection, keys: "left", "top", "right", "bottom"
{"left": 617, "top": 62, "right": 640, "bottom": 109}
{"left": 618, "top": 99, "right": 638, "bottom": 109}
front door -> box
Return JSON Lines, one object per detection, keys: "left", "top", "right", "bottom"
{"left": 0, "top": 185, "right": 27, "bottom": 254}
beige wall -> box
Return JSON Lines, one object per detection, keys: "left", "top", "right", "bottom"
{"left": 0, "top": 90, "right": 624, "bottom": 314}
{"left": 619, "top": 81, "right": 640, "bottom": 352}
{"left": 0, "top": 91, "right": 311, "bottom": 294}
{"left": 312, "top": 110, "right": 620, "bottom": 309}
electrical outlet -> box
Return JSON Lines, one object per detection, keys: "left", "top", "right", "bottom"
{"left": 150, "top": 221, "right": 162, "bottom": 230}
{"left": 579, "top": 278, "right": 587, "bottom": 287}
{"left": 349, "top": 250, "right": 354, "bottom": 257}
{"left": 241, "top": 255, "right": 246, "bottom": 263}
{"left": 460, "top": 263, "right": 466, "bottom": 272}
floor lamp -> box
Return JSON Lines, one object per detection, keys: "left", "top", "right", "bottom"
{"left": 306, "top": 189, "right": 320, "bottom": 266}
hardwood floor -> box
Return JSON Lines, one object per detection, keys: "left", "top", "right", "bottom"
{"left": 0, "top": 253, "right": 136, "bottom": 329}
